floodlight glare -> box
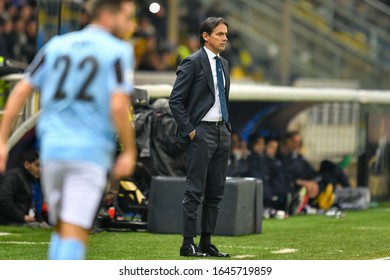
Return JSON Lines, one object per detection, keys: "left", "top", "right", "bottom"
{"left": 149, "top": 2, "right": 161, "bottom": 14}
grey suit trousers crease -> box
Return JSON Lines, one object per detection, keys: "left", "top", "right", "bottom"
{"left": 182, "top": 122, "right": 231, "bottom": 237}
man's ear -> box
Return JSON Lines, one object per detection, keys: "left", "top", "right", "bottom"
{"left": 23, "top": 161, "right": 30, "bottom": 169}
{"left": 202, "top": 31, "right": 209, "bottom": 42}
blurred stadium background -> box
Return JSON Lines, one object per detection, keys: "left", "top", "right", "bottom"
{"left": 1, "top": 0, "right": 389, "bottom": 200}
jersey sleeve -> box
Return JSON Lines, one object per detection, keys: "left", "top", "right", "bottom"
{"left": 23, "top": 44, "right": 48, "bottom": 90}
{"left": 111, "top": 43, "right": 134, "bottom": 96}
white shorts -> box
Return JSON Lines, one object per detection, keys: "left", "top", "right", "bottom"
{"left": 41, "top": 161, "right": 107, "bottom": 229}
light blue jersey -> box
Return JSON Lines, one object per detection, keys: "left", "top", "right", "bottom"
{"left": 25, "top": 25, "right": 134, "bottom": 170}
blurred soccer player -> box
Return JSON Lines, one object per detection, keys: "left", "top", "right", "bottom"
{"left": 0, "top": 0, "right": 137, "bottom": 260}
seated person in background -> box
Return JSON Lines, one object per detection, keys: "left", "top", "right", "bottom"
{"left": 318, "top": 159, "right": 350, "bottom": 188}
{"left": 264, "top": 138, "right": 291, "bottom": 213}
{"left": 311, "top": 158, "right": 352, "bottom": 211}
{"left": 246, "top": 134, "right": 274, "bottom": 207}
{"left": 226, "top": 133, "right": 249, "bottom": 177}
{"left": 246, "top": 134, "right": 268, "bottom": 179}
{"left": 0, "top": 149, "right": 48, "bottom": 227}
{"left": 280, "top": 131, "right": 320, "bottom": 215}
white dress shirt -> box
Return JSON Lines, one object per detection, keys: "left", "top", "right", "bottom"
{"left": 201, "top": 46, "right": 225, "bottom": 122}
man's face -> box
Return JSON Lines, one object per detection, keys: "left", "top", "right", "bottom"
{"left": 266, "top": 140, "right": 278, "bottom": 158}
{"left": 288, "top": 135, "right": 302, "bottom": 152}
{"left": 203, "top": 23, "right": 228, "bottom": 55}
{"left": 254, "top": 138, "right": 265, "bottom": 155}
{"left": 112, "top": 1, "right": 137, "bottom": 39}
{"left": 25, "top": 159, "right": 40, "bottom": 179}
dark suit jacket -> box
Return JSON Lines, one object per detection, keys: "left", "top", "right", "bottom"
{"left": 0, "top": 167, "right": 36, "bottom": 224}
{"left": 169, "top": 47, "right": 231, "bottom": 144}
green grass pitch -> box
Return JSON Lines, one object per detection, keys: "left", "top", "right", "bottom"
{"left": 0, "top": 202, "right": 389, "bottom": 260}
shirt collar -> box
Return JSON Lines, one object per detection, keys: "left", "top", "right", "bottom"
{"left": 203, "top": 46, "right": 219, "bottom": 60}
{"left": 84, "top": 24, "right": 111, "bottom": 34}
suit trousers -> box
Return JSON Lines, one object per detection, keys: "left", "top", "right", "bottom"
{"left": 183, "top": 121, "right": 231, "bottom": 237}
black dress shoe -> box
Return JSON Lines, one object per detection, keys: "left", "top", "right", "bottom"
{"left": 199, "top": 244, "right": 230, "bottom": 257}
{"left": 180, "top": 244, "right": 208, "bottom": 257}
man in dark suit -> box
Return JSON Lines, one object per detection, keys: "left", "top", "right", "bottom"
{"left": 169, "top": 17, "right": 231, "bottom": 257}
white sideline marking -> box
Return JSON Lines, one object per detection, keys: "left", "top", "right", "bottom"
{"left": 374, "top": 256, "right": 390, "bottom": 260}
{"left": 232, "top": 255, "right": 256, "bottom": 259}
{"left": 0, "top": 232, "right": 11, "bottom": 236}
{"left": 354, "top": 226, "right": 390, "bottom": 230}
{"left": 272, "top": 248, "right": 298, "bottom": 254}
{"left": 0, "top": 241, "right": 49, "bottom": 245}
{"left": 223, "top": 245, "right": 263, "bottom": 250}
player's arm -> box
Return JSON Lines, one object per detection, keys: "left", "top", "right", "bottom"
{"left": 111, "top": 93, "right": 137, "bottom": 180}
{"left": 0, "top": 45, "right": 46, "bottom": 173}
{"left": 0, "top": 80, "right": 34, "bottom": 173}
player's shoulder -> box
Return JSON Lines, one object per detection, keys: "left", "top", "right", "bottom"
{"left": 45, "top": 28, "right": 132, "bottom": 59}
{"left": 43, "top": 30, "right": 80, "bottom": 51}
{"left": 105, "top": 35, "right": 133, "bottom": 52}
{"left": 86, "top": 29, "right": 132, "bottom": 56}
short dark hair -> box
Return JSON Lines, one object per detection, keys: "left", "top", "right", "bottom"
{"left": 87, "top": 0, "right": 133, "bottom": 20}
{"left": 21, "top": 149, "right": 39, "bottom": 164}
{"left": 265, "top": 137, "right": 280, "bottom": 145}
{"left": 247, "top": 134, "right": 264, "bottom": 152}
{"left": 199, "top": 17, "right": 228, "bottom": 46}
{"left": 284, "top": 130, "right": 300, "bottom": 140}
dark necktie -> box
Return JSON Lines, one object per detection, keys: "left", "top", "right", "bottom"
{"left": 215, "top": 56, "right": 229, "bottom": 122}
